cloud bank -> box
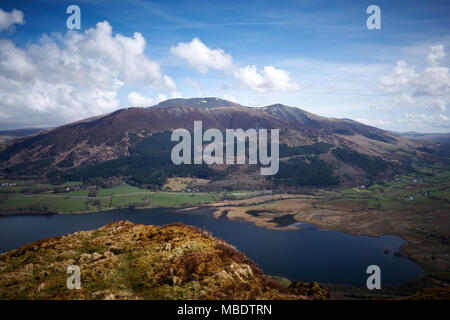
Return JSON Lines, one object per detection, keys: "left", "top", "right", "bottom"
{"left": 128, "top": 91, "right": 168, "bottom": 106}
{"left": 379, "top": 44, "right": 450, "bottom": 112}
{"left": 233, "top": 65, "right": 300, "bottom": 93}
{"left": 0, "top": 20, "right": 176, "bottom": 127}
{"left": 171, "top": 37, "right": 300, "bottom": 93}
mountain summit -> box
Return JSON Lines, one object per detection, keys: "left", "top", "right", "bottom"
{"left": 151, "top": 97, "right": 244, "bottom": 109}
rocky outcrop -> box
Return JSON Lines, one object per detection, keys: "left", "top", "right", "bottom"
{"left": 288, "top": 281, "right": 332, "bottom": 300}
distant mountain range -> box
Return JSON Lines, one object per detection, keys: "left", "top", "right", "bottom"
{"left": 0, "top": 98, "right": 447, "bottom": 190}
{"left": 0, "top": 128, "right": 48, "bottom": 144}
{"left": 395, "top": 131, "right": 450, "bottom": 143}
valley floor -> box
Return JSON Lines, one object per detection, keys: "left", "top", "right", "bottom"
{"left": 1, "top": 164, "right": 450, "bottom": 295}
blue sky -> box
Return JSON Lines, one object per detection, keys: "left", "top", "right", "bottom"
{"left": 0, "top": 0, "right": 449, "bottom": 132}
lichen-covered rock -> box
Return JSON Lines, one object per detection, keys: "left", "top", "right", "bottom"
{"left": 288, "top": 281, "right": 332, "bottom": 300}
{"left": 0, "top": 220, "right": 322, "bottom": 300}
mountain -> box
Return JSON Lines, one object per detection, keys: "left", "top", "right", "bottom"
{"left": 0, "top": 128, "right": 49, "bottom": 145}
{"left": 0, "top": 220, "right": 330, "bottom": 300}
{"left": 151, "top": 97, "right": 244, "bottom": 109}
{"left": 395, "top": 131, "right": 450, "bottom": 143}
{"left": 0, "top": 98, "right": 443, "bottom": 190}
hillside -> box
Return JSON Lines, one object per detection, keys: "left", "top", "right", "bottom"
{"left": 0, "top": 97, "right": 445, "bottom": 190}
{"left": 0, "top": 220, "right": 330, "bottom": 300}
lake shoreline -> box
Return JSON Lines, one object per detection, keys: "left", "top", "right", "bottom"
{"left": 0, "top": 206, "right": 426, "bottom": 289}
{"left": 0, "top": 202, "right": 432, "bottom": 274}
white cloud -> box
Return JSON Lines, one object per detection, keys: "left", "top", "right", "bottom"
{"left": 418, "top": 65, "right": 450, "bottom": 96}
{"left": 379, "top": 60, "right": 418, "bottom": 94}
{"left": 0, "top": 21, "right": 176, "bottom": 127}
{"left": 426, "top": 44, "right": 445, "bottom": 66}
{"left": 354, "top": 118, "right": 392, "bottom": 127}
{"left": 0, "top": 8, "right": 24, "bottom": 32}
{"left": 171, "top": 37, "right": 233, "bottom": 73}
{"left": 378, "top": 44, "right": 450, "bottom": 111}
{"left": 233, "top": 65, "right": 300, "bottom": 93}
{"left": 432, "top": 99, "right": 447, "bottom": 112}
{"left": 356, "top": 112, "right": 450, "bottom": 132}
{"left": 223, "top": 93, "right": 237, "bottom": 103}
{"left": 402, "top": 113, "right": 450, "bottom": 129}
{"left": 170, "top": 91, "right": 182, "bottom": 99}
{"left": 73, "top": 21, "right": 176, "bottom": 90}
{"left": 172, "top": 38, "right": 299, "bottom": 93}
{"left": 128, "top": 91, "right": 167, "bottom": 106}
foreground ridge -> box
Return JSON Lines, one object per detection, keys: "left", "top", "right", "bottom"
{"left": 0, "top": 220, "right": 330, "bottom": 300}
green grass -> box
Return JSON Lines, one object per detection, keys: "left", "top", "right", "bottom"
{"left": 2, "top": 196, "right": 88, "bottom": 213}
{"left": 229, "top": 190, "right": 253, "bottom": 194}
{"left": 62, "top": 181, "right": 83, "bottom": 187}
{"left": 149, "top": 193, "right": 216, "bottom": 206}
{"left": 432, "top": 190, "right": 450, "bottom": 201}
{"left": 1, "top": 187, "right": 219, "bottom": 213}
{"left": 97, "top": 184, "right": 149, "bottom": 196}
{"left": 329, "top": 163, "right": 450, "bottom": 212}
{"left": 2, "top": 162, "right": 450, "bottom": 214}
{"left": 340, "top": 188, "right": 359, "bottom": 195}
{"left": 367, "top": 199, "right": 405, "bottom": 210}
{"left": 111, "top": 194, "right": 150, "bottom": 207}
{"left": 0, "top": 179, "right": 27, "bottom": 185}
{"left": 0, "top": 186, "right": 26, "bottom": 193}
{"left": 54, "top": 189, "right": 90, "bottom": 197}
{"left": 47, "top": 198, "right": 93, "bottom": 212}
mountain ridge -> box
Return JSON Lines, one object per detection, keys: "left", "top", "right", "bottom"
{"left": 0, "top": 97, "right": 438, "bottom": 190}
{"left": 150, "top": 97, "right": 245, "bottom": 109}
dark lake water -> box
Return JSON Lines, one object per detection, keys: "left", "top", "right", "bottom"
{"left": 0, "top": 207, "right": 425, "bottom": 286}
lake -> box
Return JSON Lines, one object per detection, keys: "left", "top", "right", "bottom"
{"left": 0, "top": 207, "right": 425, "bottom": 286}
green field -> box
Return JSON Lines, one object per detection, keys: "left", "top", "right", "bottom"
{"left": 150, "top": 193, "right": 216, "bottom": 206}
{"left": 325, "top": 163, "right": 450, "bottom": 212}
{"left": 1, "top": 163, "right": 449, "bottom": 214}
{"left": 97, "top": 184, "right": 148, "bottom": 196}
{"left": 54, "top": 189, "right": 90, "bottom": 197}
{"left": 0, "top": 181, "right": 228, "bottom": 213}
{"left": 1, "top": 196, "right": 92, "bottom": 213}
{"left": 0, "top": 192, "right": 217, "bottom": 213}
